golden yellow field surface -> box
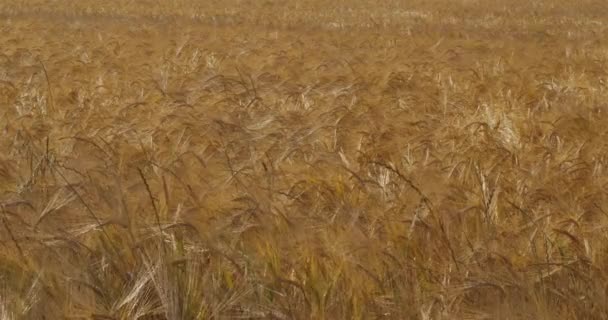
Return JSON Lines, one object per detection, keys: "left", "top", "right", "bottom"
{"left": 1, "top": 0, "right": 608, "bottom": 319}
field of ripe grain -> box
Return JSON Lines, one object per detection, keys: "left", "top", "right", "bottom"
{"left": 1, "top": 1, "right": 608, "bottom": 319}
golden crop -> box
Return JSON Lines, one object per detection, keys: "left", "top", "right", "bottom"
{"left": 1, "top": 0, "right": 608, "bottom": 319}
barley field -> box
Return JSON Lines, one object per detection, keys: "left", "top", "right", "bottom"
{"left": 1, "top": 0, "right": 608, "bottom": 319}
